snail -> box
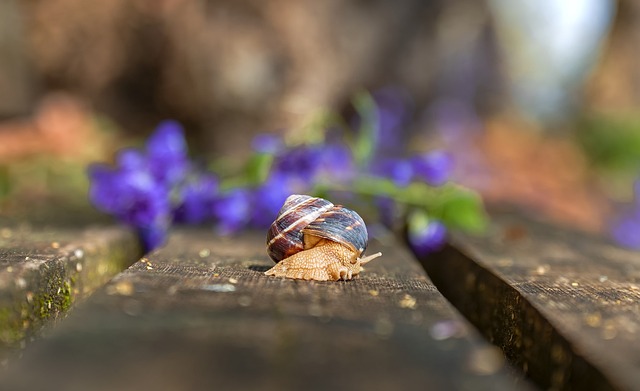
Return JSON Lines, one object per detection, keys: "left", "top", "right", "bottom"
{"left": 264, "top": 194, "right": 382, "bottom": 281}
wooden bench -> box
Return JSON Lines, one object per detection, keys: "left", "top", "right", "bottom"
{"left": 1, "top": 213, "right": 638, "bottom": 390}
{"left": 0, "top": 227, "right": 530, "bottom": 390}
{"left": 420, "top": 214, "right": 640, "bottom": 391}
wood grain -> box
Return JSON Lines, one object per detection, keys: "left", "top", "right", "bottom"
{"left": 419, "top": 215, "right": 640, "bottom": 391}
{"left": 2, "top": 228, "right": 532, "bottom": 391}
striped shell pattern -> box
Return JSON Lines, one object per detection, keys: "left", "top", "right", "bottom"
{"left": 266, "top": 194, "right": 368, "bottom": 263}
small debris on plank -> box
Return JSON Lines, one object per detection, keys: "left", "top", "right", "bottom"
{"left": 237, "top": 296, "right": 251, "bottom": 307}
{"left": 430, "top": 320, "right": 467, "bottom": 340}
{"left": 467, "top": 346, "right": 505, "bottom": 375}
{"left": 201, "top": 284, "right": 236, "bottom": 292}
{"left": 399, "top": 294, "right": 417, "bottom": 309}
{"left": 107, "top": 281, "right": 135, "bottom": 296}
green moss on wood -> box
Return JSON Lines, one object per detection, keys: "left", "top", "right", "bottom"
{"left": 0, "top": 232, "right": 142, "bottom": 360}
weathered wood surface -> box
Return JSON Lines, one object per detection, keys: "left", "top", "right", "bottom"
{"left": 420, "top": 214, "right": 640, "bottom": 391}
{"left": 2, "top": 229, "right": 532, "bottom": 391}
{"left": 0, "top": 224, "right": 141, "bottom": 364}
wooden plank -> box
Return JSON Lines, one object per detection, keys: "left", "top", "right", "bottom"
{"left": 419, "top": 214, "right": 640, "bottom": 391}
{"left": 0, "top": 224, "right": 141, "bottom": 364}
{"left": 2, "top": 229, "right": 533, "bottom": 390}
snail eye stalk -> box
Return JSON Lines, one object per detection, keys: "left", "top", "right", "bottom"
{"left": 358, "top": 252, "right": 382, "bottom": 265}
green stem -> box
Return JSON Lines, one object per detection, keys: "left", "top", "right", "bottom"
{"left": 314, "top": 176, "right": 487, "bottom": 234}
{"left": 316, "top": 176, "right": 458, "bottom": 210}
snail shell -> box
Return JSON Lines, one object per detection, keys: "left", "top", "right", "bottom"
{"left": 265, "top": 194, "right": 382, "bottom": 281}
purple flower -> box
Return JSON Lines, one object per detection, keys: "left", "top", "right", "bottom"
{"left": 212, "top": 188, "right": 252, "bottom": 234}
{"left": 317, "top": 143, "right": 355, "bottom": 183}
{"left": 272, "top": 145, "right": 323, "bottom": 186}
{"left": 251, "top": 173, "right": 293, "bottom": 228}
{"left": 116, "top": 148, "right": 147, "bottom": 171}
{"left": 411, "top": 150, "right": 453, "bottom": 186}
{"left": 88, "top": 164, "right": 121, "bottom": 214}
{"left": 88, "top": 161, "right": 171, "bottom": 251}
{"left": 87, "top": 121, "right": 192, "bottom": 251}
{"left": 408, "top": 219, "right": 447, "bottom": 256}
{"left": 371, "top": 158, "right": 414, "bottom": 187}
{"left": 252, "top": 133, "right": 284, "bottom": 154}
{"left": 146, "top": 120, "right": 190, "bottom": 186}
{"left": 173, "top": 173, "right": 219, "bottom": 224}
{"left": 88, "top": 165, "right": 168, "bottom": 226}
{"left": 611, "top": 214, "right": 640, "bottom": 250}
{"left": 138, "top": 223, "right": 170, "bottom": 252}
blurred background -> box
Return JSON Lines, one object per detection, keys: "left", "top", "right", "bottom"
{"left": 1, "top": 0, "right": 639, "bottom": 242}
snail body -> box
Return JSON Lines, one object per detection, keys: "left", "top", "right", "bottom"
{"left": 265, "top": 194, "right": 382, "bottom": 281}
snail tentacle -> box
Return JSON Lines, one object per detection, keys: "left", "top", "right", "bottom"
{"left": 358, "top": 252, "right": 382, "bottom": 266}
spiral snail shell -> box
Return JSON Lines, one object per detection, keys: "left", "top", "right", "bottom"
{"left": 265, "top": 194, "right": 382, "bottom": 281}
